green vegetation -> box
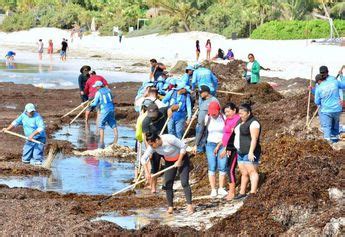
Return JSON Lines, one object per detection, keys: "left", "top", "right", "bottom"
{"left": 251, "top": 20, "right": 345, "bottom": 39}
{"left": 0, "top": 0, "right": 344, "bottom": 39}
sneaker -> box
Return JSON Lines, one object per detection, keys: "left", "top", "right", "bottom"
{"left": 217, "top": 188, "right": 228, "bottom": 198}
{"left": 234, "top": 193, "right": 247, "bottom": 200}
{"left": 32, "top": 161, "right": 42, "bottom": 166}
{"left": 210, "top": 189, "right": 217, "bottom": 198}
{"left": 22, "top": 161, "right": 30, "bottom": 164}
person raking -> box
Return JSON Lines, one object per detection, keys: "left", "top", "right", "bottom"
{"left": 90, "top": 81, "right": 118, "bottom": 148}
{"left": 141, "top": 133, "right": 193, "bottom": 214}
{"left": 2, "top": 103, "right": 46, "bottom": 166}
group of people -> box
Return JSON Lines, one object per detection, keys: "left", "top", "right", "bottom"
{"left": 78, "top": 65, "right": 118, "bottom": 149}
{"left": 35, "top": 38, "right": 68, "bottom": 61}
{"left": 3, "top": 54, "right": 342, "bottom": 215}
{"left": 132, "top": 58, "right": 263, "bottom": 214}
{"left": 196, "top": 39, "right": 234, "bottom": 62}
{"left": 310, "top": 65, "right": 345, "bottom": 143}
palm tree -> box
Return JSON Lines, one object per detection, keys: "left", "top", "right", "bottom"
{"left": 148, "top": 0, "right": 198, "bottom": 31}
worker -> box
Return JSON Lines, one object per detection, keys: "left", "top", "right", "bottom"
{"left": 162, "top": 83, "right": 192, "bottom": 139}
{"left": 150, "top": 59, "right": 166, "bottom": 82}
{"left": 191, "top": 64, "right": 218, "bottom": 96}
{"left": 2, "top": 103, "right": 46, "bottom": 165}
{"left": 84, "top": 73, "right": 109, "bottom": 124}
{"left": 179, "top": 65, "right": 194, "bottom": 87}
{"left": 315, "top": 67, "right": 345, "bottom": 143}
{"left": 141, "top": 133, "right": 193, "bottom": 214}
{"left": 90, "top": 81, "right": 118, "bottom": 148}
{"left": 142, "top": 103, "right": 169, "bottom": 193}
{"left": 193, "top": 85, "right": 219, "bottom": 153}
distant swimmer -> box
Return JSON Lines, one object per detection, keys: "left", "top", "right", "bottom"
{"left": 5, "top": 51, "right": 16, "bottom": 61}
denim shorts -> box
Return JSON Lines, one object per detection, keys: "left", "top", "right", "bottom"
{"left": 237, "top": 153, "right": 260, "bottom": 165}
{"left": 99, "top": 111, "right": 117, "bottom": 129}
{"left": 206, "top": 142, "right": 228, "bottom": 175}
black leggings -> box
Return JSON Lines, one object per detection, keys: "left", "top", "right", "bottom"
{"left": 151, "top": 152, "right": 162, "bottom": 174}
{"left": 164, "top": 155, "right": 192, "bottom": 207}
{"left": 228, "top": 152, "right": 237, "bottom": 184}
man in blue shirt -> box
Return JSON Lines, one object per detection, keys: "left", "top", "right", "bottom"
{"left": 315, "top": 66, "right": 345, "bottom": 142}
{"left": 90, "top": 81, "right": 118, "bottom": 148}
{"left": 163, "top": 82, "right": 192, "bottom": 139}
{"left": 2, "top": 103, "right": 46, "bottom": 165}
{"left": 191, "top": 64, "right": 218, "bottom": 96}
{"left": 179, "top": 65, "right": 194, "bottom": 87}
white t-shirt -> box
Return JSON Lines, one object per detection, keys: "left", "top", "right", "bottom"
{"left": 205, "top": 114, "right": 225, "bottom": 143}
{"left": 234, "top": 121, "right": 260, "bottom": 150}
{"left": 141, "top": 134, "right": 186, "bottom": 165}
{"left": 247, "top": 62, "right": 253, "bottom": 76}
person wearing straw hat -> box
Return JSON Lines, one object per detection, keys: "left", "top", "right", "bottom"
{"left": 1, "top": 103, "right": 46, "bottom": 165}
{"left": 90, "top": 81, "right": 118, "bottom": 149}
{"left": 141, "top": 132, "right": 193, "bottom": 214}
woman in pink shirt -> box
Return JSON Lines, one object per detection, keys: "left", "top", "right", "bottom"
{"left": 205, "top": 39, "right": 211, "bottom": 61}
{"left": 220, "top": 102, "right": 240, "bottom": 200}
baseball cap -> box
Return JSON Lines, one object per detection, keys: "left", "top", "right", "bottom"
{"left": 208, "top": 101, "right": 221, "bottom": 116}
{"left": 200, "top": 85, "right": 211, "bottom": 93}
{"left": 142, "top": 99, "right": 153, "bottom": 108}
{"left": 194, "top": 63, "right": 201, "bottom": 69}
{"left": 25, "top": 103, "right": 36, "bottom": 113}
{"left": 315, "top": 74, "right": 324, "bottom": 82}
{"left": 92, "top": 81, "right": 103, "bottom": 88}
{"left": 147, "top": 103, "right": 159, "bottom": 118}
{"left": 319, "top": 66, "right": 328, "bottom": 74}
{"left": 185, "top": 65, "right": 194, "bottom": 71}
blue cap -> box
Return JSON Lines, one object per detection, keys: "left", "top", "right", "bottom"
{"left": 92, "top": 81, "right": 103, "bottom": 88}
{"left": 185, "top": 65, "right": 194, "bottom": 71}
{"left": 25, "top": 103, "right": 36, "bottom": 113}
{"left": 194, "top": 63, "right": 201, "bottom": 69}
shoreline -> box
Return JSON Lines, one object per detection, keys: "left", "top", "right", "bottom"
{"left": 1, "top": 27, "right": 344, "bottom": 80}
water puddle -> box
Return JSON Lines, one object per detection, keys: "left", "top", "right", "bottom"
{"left": 0, "top": 62, "right": 146, "bottom": 89}
{"left": 93, "top": 201, "right": 244, "bottom": 230}
{"left": 53, "top": 121, "right": 135, "bottom": 149}
{"left": 93, "top": 208, "right": 173, "bottom": 230}
{"left": 0, "top": 156, "right": 134, "bottom": 195}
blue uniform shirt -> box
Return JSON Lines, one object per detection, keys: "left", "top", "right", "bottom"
{"left": 191, "top": 67, "right": 218, "bottom": 93}
{"left": 163, "top": 90, "right": 192, "bottom": 121}
{"left": 180, "top": 73, "right": 192, "bottom": 87}
{"left": 91, "top": 87, "right": 114, "bottom": 113}
{"left": 315, "top": 77, "right": 345, "bottom": 113}
{"left": 11, "top": 112, "right": 46, "bottom": 139}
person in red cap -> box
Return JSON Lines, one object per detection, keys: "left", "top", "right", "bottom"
{"left": 201, "top": 100, "right": 228, "bottom": 198}
{"left": 83, "top": 72, "right": 109, "bottom": 124}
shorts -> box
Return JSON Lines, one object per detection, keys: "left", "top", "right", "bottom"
{"left": 237, "top": 153, "right": 260, "bottom": 165}
{"left": 99, "top": 111, "right": 117, "bottom": 129}
{"left": 86, "top": 98, "right": 99, "bottom": 112}
{"left": 60, "top": 50, "right": 66, "bottom": 56}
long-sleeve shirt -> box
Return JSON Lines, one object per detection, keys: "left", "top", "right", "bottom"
{"left": 180, "top": 73, "right": 192, "bottom": 86}
{"left": 191, "top": 67, "right": 218, "bottom": 93}
{"left": 315, "top": 76, "right": 345, "bottom": 113}
{"left": 11, "top": 112, "right": 46, "bottom": 139}
{"left": 141, "top": 134, "right": 186, "bottom": 165}
{"left": 90, "top": 87, "right": 114, "bottom": 113}
{"left": 84, "top": 75, "right": 109, "bottom": 98}
{"left": 162, "top": 90, "right": 192, "bottom": 121}
{"left": 78, "top": 73, "right": 89, "bottom": 91}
